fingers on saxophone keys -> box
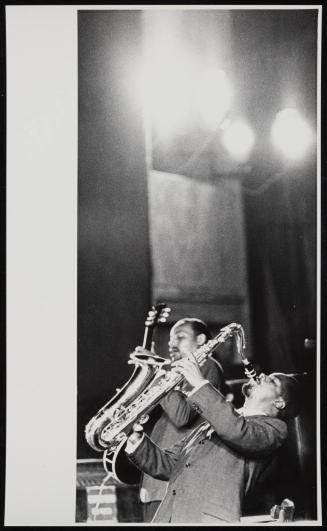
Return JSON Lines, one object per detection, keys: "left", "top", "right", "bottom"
{"left": 172, "top": 358, "right": 193, "bottom": 368}
{"left": 171, "top": 358, "right": 184, "bottom": 367}
{"left": 171, "top": 362, "right": 181, "bottom": 373}
{"left": 186, "top": 351, "right": 197, "bottom": 364}
{"left": 132, "top": 421, "right": 144, "bottom": 433}
{"left": 172, "top": 359, "right": 188, "bottom": 372}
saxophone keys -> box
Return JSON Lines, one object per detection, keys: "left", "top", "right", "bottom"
{"left": 138, "top": 414, "right": 149, "bottom": 425}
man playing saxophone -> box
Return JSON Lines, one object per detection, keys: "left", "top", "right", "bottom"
{"left": 125, "top": 350, "right": 301, "bottom": 524}
{"left": 133, "top": 318, "right": 229, "bottom": 522}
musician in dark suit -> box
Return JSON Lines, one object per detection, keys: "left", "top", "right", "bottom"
{"left": 125, "top": 351, "right": 300, "bottom": 524}
{"left": 133, "top": 318, "right": 229, "bottom": 522}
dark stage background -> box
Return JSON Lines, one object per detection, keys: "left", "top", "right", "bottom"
{"left": 77, "top": 8, "right": 318, "bottom": 521}
{"left": 78, "top": 10, "right": 151, "bottom": 457}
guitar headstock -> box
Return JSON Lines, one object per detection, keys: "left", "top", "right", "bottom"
{"left": 144, "top": 303, "right": 171, "bottom": 328}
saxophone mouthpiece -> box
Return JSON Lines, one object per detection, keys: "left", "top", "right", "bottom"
{"left": 242, "top": 358, "right": 260, "bottom": 383}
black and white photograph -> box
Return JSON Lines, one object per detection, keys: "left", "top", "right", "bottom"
{"left": 4, "top": 4, "right": 323, "bottom": 527}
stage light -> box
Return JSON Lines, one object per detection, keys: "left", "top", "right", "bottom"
{"left": 221, "top": 119, "right": 255, "bottom": 161}
{"left": 196, "top": 68, "right": 233, "bottom": 130}
{"left": 271, "top": 108, "right": 313, "bottom": 160}
{"left": 135, "top": 39, "right": 195, "bottom": 139}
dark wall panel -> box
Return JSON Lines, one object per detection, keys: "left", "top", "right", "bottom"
{"left": 78, "top": 11, "right": 150, "bottom": 458}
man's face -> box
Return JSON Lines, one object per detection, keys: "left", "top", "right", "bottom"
{"left": 168, "top": 323, "right": 199, "bottom": 362}
{"left": 242, "top": 373, "right": 284, "bottom": 403}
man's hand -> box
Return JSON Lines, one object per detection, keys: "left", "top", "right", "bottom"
{"left": 134, "top": 344, "right": 156, "bottom": 356}
{"left": 171, "top": 351, "right": 206, "bottom": 388}
{"left": 125, "top": 421, "right": 145, "bottom": 453}
{"left": 128, "top": 424, "right": 143, "bottom": 443}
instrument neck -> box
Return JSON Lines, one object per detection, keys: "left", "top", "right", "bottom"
{"left": 142, "top": 327, "right": 152, "bottom": 349}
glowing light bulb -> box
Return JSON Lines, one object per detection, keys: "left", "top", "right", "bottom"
{"left": 222, "top": 119, "right": 255, "bottom": 161}
{"left": 271, "top": 108, "right": 313, "bottom": 160}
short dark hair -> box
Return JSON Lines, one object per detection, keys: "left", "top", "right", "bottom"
{"left": 174, "top": 318, "right": 212, "bottom": 341}
{"left": 272, "top": 373, "right": 301, "bottom": 420}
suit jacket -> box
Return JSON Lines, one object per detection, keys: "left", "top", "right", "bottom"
{"left": 128, "top": 383, "right": 288, "bottom": 523}
{"left": 140, "top": 357, "right": 225, "bottom": 502}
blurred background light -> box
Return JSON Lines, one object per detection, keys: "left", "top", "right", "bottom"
{"left": 221, "top": 119, "right": 255, "bottom": 161}
{"left": 196, "top": 68, "right": 233, "bottom": 130}
{"left": 271, "top": 108, "right": 313, "bottom": 161}
{"left": 135, "top": 38, "right": 196, "bottom": 139}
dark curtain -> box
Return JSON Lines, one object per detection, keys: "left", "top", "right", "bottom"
{"left": 244, "top": 165, "right": 317, "bottom": 375}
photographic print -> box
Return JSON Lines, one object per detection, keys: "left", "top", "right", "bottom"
{"left": 4, "top": 4, "right": 323, "bottom": 526}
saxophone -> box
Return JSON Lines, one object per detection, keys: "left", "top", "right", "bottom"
{"left": 85, "top": 303, "right": 170, "bottom": 453}
{"left": 85, "top": 320, "right": 244, "bottom": 484}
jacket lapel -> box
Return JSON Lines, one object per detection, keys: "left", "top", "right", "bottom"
{"left": 183, "top": 421, "right": 212, "bottom": 455}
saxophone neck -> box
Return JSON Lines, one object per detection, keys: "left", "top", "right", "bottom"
{"left": 190, "top": 323, "right": 246, "bottom": 366}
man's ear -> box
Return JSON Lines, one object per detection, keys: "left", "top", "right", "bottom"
{"left": 196, "top": 333, "right": 207, "bottom": 346}
{"left": 273, "top": 397, "right": 286, "bottom": 411}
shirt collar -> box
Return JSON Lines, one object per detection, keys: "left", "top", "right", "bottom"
{"left": 237, "top": 406, "right": 267, "bottom": 417}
